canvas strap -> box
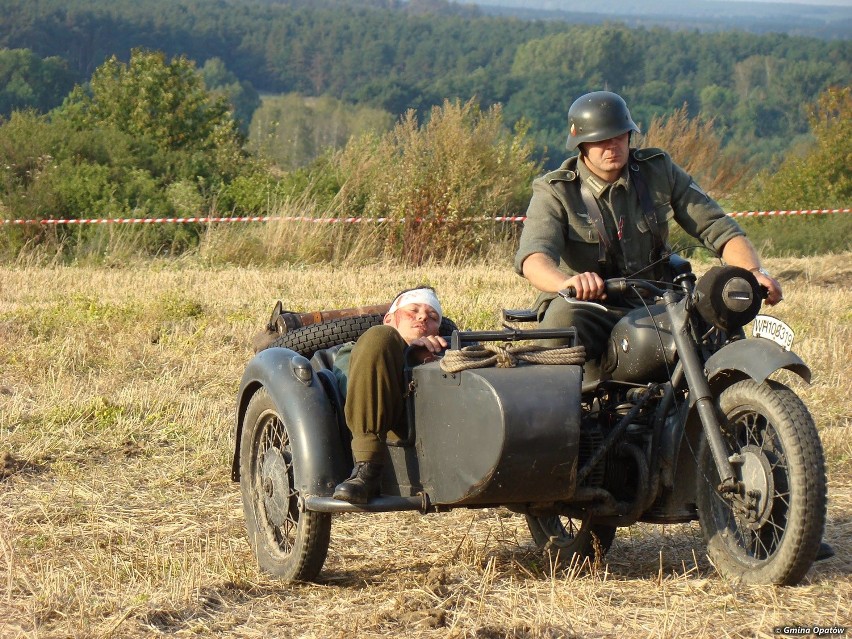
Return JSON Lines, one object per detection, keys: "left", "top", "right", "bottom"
{"left": 628, "top": 152, "right": 666, "bottom": 262}
{"left": 579, "top": 181, "right": 615, "bottom": 270}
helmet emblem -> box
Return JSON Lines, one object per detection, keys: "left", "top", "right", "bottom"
{"left": 570, "top": 123, "right": 576, "bottom": 137}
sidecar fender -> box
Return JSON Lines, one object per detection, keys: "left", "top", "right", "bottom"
{"left": 231, "top": 347, "right": 349, "bottom": 496}
{"left": 703, "top": 338, "right": 811, "bottom": 389}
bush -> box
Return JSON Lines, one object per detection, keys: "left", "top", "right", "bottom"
{"left": 735, "top": 87, "right": 850, "bottom": 212}
{"left": 0, "top": 51, "right": 270, "bottom": 261}
{"left": 329, "top": 99, "right": 540, "bottom": 264}
{"left": 637, "top": 106, "right": 752, "bottom": 198}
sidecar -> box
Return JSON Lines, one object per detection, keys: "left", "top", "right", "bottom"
{"left": 231, "top": 325, "right": 585, "bottom": 582}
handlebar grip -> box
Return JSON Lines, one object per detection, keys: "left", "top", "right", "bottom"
{"left": 559, "top": 278, "right": 631, "bottom": 301}
{"left": 604, "top": 278, "right": 629, "bottom": 296}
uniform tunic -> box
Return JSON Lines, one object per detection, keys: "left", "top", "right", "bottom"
{"left": 514, "top": 148, "right": 745, "bottom": 360}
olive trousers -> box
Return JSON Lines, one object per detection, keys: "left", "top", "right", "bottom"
{"left": 536, "top": 293, "right": 630, "bottom": 361}
{"left": 343, "top": 325, "right": 408, "bottom": 464}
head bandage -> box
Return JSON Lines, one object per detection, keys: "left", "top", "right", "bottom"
{"left": 388, "top": 288, "right": 442, "bottom": 322}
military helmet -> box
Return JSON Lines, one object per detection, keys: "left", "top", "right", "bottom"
{"left": 566, "top": 91, "right": 640, "bottom": 151}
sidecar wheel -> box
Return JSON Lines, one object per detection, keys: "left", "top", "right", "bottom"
{"left": 696, "top": 379, "right": 826, "bottom": 585}
{"left": 525, "top": 514, "right": 615, "bottom": 567}
{"left": 239, "top": 388, "right": 331, "bottom": 582}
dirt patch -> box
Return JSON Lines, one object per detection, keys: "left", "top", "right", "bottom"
{"left": 1, "top": 450, "right": 25, "bottom": 480}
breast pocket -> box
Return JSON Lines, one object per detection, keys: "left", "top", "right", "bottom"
{"left": 636, "top": 202, "right": 675, "bottom": 241}
{"left": 566, "top": 211, "right": 599, "bottom": 244}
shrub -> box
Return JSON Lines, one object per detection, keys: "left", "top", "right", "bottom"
{"left": 330, "top": 99, "right": 540, "bottom": 264}
{"left": 0, "top": 50, "right": 268, "bottom": 261}
{"left": 735, "top": 86, "right": 851, "bottom": 211}
{"left": 637, "top": 106, "right": 752, "bottom": 198}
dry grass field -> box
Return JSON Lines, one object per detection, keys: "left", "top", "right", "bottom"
{"left": 0, "top": 250, "right": 850, "bottom": 638}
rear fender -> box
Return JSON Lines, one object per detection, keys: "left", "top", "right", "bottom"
{"left": 231, "top": 347, "right": 349, "bottom": 497}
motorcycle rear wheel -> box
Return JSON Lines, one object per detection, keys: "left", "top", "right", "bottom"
{"left": 526, "top": 514, "right": 616, "bottom": 568}
{"left": 696, "top": 379, "right": 826, "bottom": 585}
{"left": 239, "top": 388, "right": 331, "bottom": 582}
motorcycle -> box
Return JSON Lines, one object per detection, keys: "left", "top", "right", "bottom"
{"left": 230, "top": 257, "right": 826, "bottom": 585}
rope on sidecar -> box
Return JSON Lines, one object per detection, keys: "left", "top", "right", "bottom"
{"left": 439, "top": 343, "right": 586, "bottom": 373}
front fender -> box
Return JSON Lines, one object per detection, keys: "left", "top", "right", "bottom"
{"left": 704, "top": 338, "right": 811, "bottom": 390}
{"left": 663, "top": 339, "right": 810, "bottom": 496}
{"left": 231, "top": 347, "right": 349, "bottom": 497}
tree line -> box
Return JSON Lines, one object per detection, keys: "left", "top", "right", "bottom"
{"left": 1, "top": 0, "right": 849, "bottom": 166}
{"left": 0, "top": 0, "right": 848, "bottom": 262}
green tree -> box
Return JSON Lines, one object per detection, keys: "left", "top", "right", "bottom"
{"left": 699, "top": 84, "right": 737, "bottom": 135}
{"left": 730, "top": 87, "right": 852, "bottom": 258}
{"left": 248, "top": 93, "right": 393, "bottom": 170}
{"left": 0, "top": 49, "right": 266, "bottom": 259}
{"left": 57, "top": 48, "right": 245, "bottom": 183}
{"left": 0, "top": 48, "right": 76, "bottom": 116}
{"left": 744, "top": 86, "right": 851, "bottom": 209}
{"left": 0, "top": 109, "right": 181, "bottom": 257}
{"left": 201, "top": 57, "right": 261, "bottom": 134}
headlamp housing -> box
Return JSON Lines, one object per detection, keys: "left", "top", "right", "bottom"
{"left": 694, "top": 266, "right": 763, "bottom": 332}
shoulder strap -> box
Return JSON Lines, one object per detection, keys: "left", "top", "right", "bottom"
{"left": 629, "top": 151, "right": 666, "bottom": 260}
{"left": 579, "top": 181, "right": 612, "bottom": 268}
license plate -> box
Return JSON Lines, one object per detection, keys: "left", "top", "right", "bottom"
{"left": 752, "top": 315, "right": 794, "bottom": 351}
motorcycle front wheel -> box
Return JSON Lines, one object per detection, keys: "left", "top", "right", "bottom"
{"left": 239, "top": 388, "right": 331, "bottom": 582}
{"left": 696, "top": 379, "right": 826, "bottom": 585}
{"left": 526, "top": 514, "right": 616, "bottom": 568}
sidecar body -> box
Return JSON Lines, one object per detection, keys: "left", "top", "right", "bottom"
{"left": 232, "top": 330, "right": 584, "bottom": 513}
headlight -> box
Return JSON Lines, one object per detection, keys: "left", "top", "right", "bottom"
{"left": 694, "top": 266, "right": 763, "bottom": 331}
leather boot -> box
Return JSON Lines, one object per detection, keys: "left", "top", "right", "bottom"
{"left": 815, "top": 541, "right": 835, "bottom": 561}
{"left": 332, "top": 462, "right": 383, "bottom": 504}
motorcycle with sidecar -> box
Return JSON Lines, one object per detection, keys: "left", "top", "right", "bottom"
{"left": 231, "top": 257, "right": 826, "bottom": 585}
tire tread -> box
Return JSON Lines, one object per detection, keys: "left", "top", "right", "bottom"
{"left": 267, "top": 314, "right": 459, "bottom": 358}
{"left": 696, "top": 379, "right": 826, "bottom": 585}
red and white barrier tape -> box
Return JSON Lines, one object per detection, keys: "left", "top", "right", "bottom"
{"left": 726, "top": 208, "right": 850, "bottom": 218}
{"left": 1, "top": 208, "right": 849, "bottom": 225}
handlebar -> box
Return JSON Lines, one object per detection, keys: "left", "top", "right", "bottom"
{"left": 558, "top": 278, "right": 674, "bottom": 305}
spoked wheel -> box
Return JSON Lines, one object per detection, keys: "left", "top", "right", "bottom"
{"left": 526, "top": 513, "right": 616, "bottom": 567}
{"left": 696, "top": 379, "right": 826, "bottom": 585}
{"left": 239, "top": 388, "right": 331, "bottom": 582}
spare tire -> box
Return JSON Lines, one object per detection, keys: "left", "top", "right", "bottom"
{"left": 267, "top": 314, "right": 459, "bottom": 359}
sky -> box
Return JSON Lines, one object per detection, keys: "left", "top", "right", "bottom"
{"left": 728, "top": 0, "right": 851, "bottom": 4}
{"left": 486, "top": 0, "right": 852, "bottom": 7}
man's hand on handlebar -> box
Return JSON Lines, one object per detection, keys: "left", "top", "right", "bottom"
{"left": 752, "top": 270, "right": 783, "bottom": 306}
{"left": 559, "top": 277, "right": 667, "bottom": 306}
{"left": 562, "top": 272, "right": 607, "bottom": 301}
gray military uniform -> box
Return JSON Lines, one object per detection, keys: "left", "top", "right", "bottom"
{"left": 514, "top": 148, "right": 745, "bottom": 361}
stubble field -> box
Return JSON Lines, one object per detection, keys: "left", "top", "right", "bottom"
{"left": 0, "top": 251, "right": 850, "bottom": 638}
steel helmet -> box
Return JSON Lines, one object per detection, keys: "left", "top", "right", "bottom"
{"left": 566, "top": 91, "right": 640, "bottom": 151}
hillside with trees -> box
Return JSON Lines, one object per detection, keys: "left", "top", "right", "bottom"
{"left": 470, "top": 0, "right": 852, "bottom": 39}
{"left": 0, "top": 0, "right": 848, "bottom": 261}
{"left": 1, "top": 0, "right": 848, "bottom": 162}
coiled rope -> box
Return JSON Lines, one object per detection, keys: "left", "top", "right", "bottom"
{"left": 440, "top": 343, "right": 586, "bottom": 373}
